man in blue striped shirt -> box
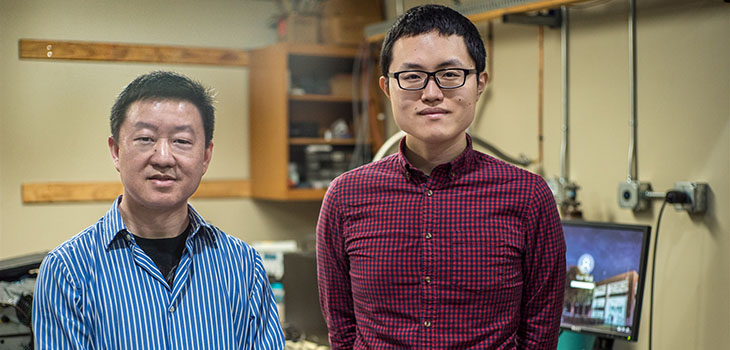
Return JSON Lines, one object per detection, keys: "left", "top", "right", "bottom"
{"left": 33, "top": 71, "right": 285, "bottom": 349}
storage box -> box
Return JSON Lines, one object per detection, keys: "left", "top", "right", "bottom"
{"left": 329, "top": 73, "right": 354, "bottom": 97}
{"left": 278, "top": 15, "right": 320, "bottom": 44}
{"left": 321, "top": 16, "right": 374, "bottom": 45}
{"left": 322, "top": 0, "right": 382, "bottom": 21}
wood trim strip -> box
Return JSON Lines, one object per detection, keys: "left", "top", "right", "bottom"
{"left": 22, "top": 179, "right": 251, "bottom": 203}
{"left": 19, "top": 39, "right": 250, "bottom": 67}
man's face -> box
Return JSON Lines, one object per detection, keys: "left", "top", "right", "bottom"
{"left": 379, "top": 31, "right": 487, "bottom": 149}
{"left": 109, "top": 99, "right": 213, "bottom": 213}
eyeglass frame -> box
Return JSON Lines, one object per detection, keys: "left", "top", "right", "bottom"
{"left": 387, "top": 68, "right": 478, "bottom": 91}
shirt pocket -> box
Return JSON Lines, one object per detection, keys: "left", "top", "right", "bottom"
{"left": 446, "top": 228, "right": 521, "bottom": 295}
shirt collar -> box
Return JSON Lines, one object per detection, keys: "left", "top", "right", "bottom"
{"left": 397, "top": 133, "right": 477, "bottom": 182}
{"left": 102, "top": 195, "right": 215, "bottom": 248}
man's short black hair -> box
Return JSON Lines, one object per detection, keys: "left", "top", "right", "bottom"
{"left": 380, "top": 4, "right": 486, "bottom": 77}
{"left": 110, "top": 71, "right": 215, "bottom": 147}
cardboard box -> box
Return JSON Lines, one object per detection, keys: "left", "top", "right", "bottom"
{"left": 321, "top": 16, "right": 374, "bottom": 45}
{"left": 278, "top": 15, "right": 320, "bottom": 44}
{"left": 322, "top": 0, "right": 382, "bottom": 21}
{"left": 329, "top": 73, "right": 354, "bottom": 97}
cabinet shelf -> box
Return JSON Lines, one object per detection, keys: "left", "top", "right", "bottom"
{"left": 283, "top": 188, "right": 328, "bottom": 200}
{"left": 250, "top": 43, "right": 363, "bottom": 201}
{"left": 289, "top": 137, "right": 358, "bottom": 145}
{"left": 290, "top": 94, "right": 355, "bottom": 103}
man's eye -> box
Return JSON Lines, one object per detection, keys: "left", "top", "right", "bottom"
{"left": 175, "top": 139, "right": 192, "bottom": 145}
{"left": 401, "top": 74, "right": 423, "bottom": 81}
{"left": 135, "top": 137, "right": 154, "bottom": 143}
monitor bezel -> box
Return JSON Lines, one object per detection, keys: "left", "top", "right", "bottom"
{"left": 559, "top": 220, "right": 652, "bottom": 342}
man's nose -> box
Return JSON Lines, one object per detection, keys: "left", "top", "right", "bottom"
{"left": 151, "top": 140, "right": 175, "bottom": 167}
{"left": 421, "top": 76, "right": 444, "bottom": 101}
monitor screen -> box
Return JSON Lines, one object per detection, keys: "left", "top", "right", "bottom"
{"left": 560, "top": 220, "right": 651, "bottom": 342}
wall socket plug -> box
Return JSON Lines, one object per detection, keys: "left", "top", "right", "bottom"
{"left": 673, "top": 182, "right": 708, "bottom": 213}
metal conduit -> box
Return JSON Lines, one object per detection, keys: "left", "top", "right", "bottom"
{"left": 627, "top": 0, "right": 638, "bottom": 182}
{"left": 560, "top": 6, "right": 570, "bottom": 185}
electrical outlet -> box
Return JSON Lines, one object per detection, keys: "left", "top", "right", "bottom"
{"left": 673, "top": 182, "right": 708, "bottom": 213}
{"left": 618, "top": 181, "right": 651, "bottom": 211}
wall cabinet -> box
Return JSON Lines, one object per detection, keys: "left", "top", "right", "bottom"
{"left": 249, "top": 43, "right": 364, "bottom": 200}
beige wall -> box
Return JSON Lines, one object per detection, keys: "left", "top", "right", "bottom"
{"left": 0, "top": 0, "right": 324, "bottom": 260}
{"left": 2, "top": 0, "right": 729, "bottom": 349}
{"left": 381, "top": 0, "right": 728, "bottom": 349}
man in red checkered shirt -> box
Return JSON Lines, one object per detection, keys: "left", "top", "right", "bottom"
{"left": 316, "top": 4, "right": 565, "bottom": 349}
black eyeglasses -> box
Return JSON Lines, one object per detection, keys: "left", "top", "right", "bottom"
{"left": 387, "top": 68, "right": 477, "bottom": 91}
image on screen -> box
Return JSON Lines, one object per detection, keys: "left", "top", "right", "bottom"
{"left": 560, "top": 221, "right": 651, "bottom": 342}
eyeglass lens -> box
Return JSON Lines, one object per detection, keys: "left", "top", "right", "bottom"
{"left": 398, "top": 69, "right": 467, "bottom": 90}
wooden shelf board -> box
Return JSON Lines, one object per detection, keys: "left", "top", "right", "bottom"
{"left": 285, "top": 188, "right": 327, "bottom": 200}
{"left": 19, "top": 39, "right": 250, "bottom": 66}
{"left": 366, "top": 0, "right": 591, "bottom": 42}
{"left": 290, "top": 94, "right": 356, "bottom": 103}
{"left": 289, "top": 138, "right": 358, "bottom": 145}
{"left": 22, "top": 179, "right": 250, "bottom": 203}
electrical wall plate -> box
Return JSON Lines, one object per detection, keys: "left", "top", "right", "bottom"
{"left": 618, "top": 180, "right": 651, "bottom": 211}
{"left": 673, "top": 182, "right": 708, "bottom": 213}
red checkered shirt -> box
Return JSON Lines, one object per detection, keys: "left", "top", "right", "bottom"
{"left": 316, "top": 135, "right": 565, "bottom": 349}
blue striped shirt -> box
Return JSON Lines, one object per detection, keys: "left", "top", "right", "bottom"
{"left": 33, "top": 197, "right": 285, "bottom": 349}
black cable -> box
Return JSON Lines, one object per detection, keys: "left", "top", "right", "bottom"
{"left": 648, "top": 191, "right": 689, "bottom": 350}
{"left": 648, "top": 198, "right": 668, "bottom": 350}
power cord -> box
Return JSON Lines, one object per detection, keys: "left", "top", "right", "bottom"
{"left": 648, "top": 190, "right": 689, "bottom": 350}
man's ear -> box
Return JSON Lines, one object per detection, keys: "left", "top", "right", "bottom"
{"left": 201, "top": 141, "right": 214, "bottom": 175}
{"left": 108, "top": 136, "right": 121, "bottom": 173}
{"left": 477, "top": 71, "right": 488, "bottom": 96}
{"left": 379, "top": 76, "right": 391, "bottom": 98}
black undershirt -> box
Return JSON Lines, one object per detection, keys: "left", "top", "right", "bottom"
{"left": 133, "top": 224, "right": 191, "bottom": 287}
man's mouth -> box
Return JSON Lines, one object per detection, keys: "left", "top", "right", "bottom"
{"left": 418, "top": 108, "right": 449, "bottom": 117}
{"left": 148, "top": 175, "right": 176, "bottom": 184}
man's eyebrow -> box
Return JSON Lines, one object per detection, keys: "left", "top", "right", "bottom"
{"left": 132, "top": 122, "right": 194, "bottom": 134}
{"left": 133, "top": 121, "right": 157, "bottom": 130}
{"left": 172, "top": 125, "right": 195, "bottom": 133}
{"left": 399, "top": 59, "right": 466, "bottom": 70}
{"left": 435, "top": 59, "right": 465, "bottom": 69}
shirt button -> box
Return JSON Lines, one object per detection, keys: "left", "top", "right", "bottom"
{"left": 168, "top": 306, "right": 176, "bottom": 313}
{"left": 426, "top": 189, "right": 433, "bottom": 197}
{"left": 449, "top": 172, "right": 456, "bottom": 179}
{"left": 424, "top": 320, "right": 431, "bottom": 328}
{"left": 425, "top": 276, "right": 431, "bottom": 284}
{"left": 425, "top": 232, "right": 432, "bottom": 240}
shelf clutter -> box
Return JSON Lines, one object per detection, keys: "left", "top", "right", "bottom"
{"left": 249, "top": 41, "right": 371, "bottom": 200}
{"left": 276, "top": 0, "right": 382, "bottom": 46}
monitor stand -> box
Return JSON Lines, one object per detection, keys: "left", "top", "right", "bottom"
{"left": 592, "top": 337, "right": 615, "bottom": 350}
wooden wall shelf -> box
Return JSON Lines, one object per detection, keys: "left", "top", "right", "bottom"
{"left": 366, "top": 0, "right": 590, "bottom": 42}
{"left": 22, "top": 179, "right": 250, "bottom": 203}
{"left": 290, "top": 94, "right": 356, "bottom": 103}
{"left": 19, "top": 39, "right": 250, "bottom": 66}
{"left": 289, "top": 138, "right": 358, "bottom": 145}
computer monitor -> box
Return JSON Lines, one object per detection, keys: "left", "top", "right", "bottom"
{"left": 282, "top": 251, "right": 329, "bottom": 345}
{"left": 560, "top": 220, "right": 651, "bottom": 349}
